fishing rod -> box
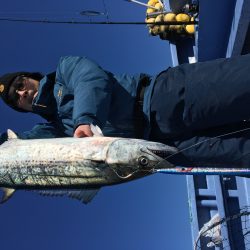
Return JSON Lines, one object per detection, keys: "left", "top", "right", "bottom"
{"left": 156, "top": 126, "right": 250, "bottom": 176}
{"left": 108, "top": 125, "right": 250, "bottom": 179}
{"left": 0, "top": 17, "right": 198, "bottom": 25}
{"left": 156, "top": 167, "right": 250, "bottom": 175}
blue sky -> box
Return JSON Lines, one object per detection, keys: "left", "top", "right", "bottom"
{"left": 0, "top": 0, "right": 192, "bottom": 249}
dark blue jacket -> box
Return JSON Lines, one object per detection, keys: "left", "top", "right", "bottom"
{"left": 148, "top": 54, "right": 250, "bottom": 168}
{"left": 3, "top": 54, "right": 250, "bottom": 168}
{"left": 4, "top": 56, "right": 153, "bottom": 140}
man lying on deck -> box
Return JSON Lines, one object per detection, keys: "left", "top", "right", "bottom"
{"left": 1, "top": 54, "right": 250, "bottom": 168}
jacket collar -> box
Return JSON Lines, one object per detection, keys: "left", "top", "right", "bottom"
{"left": 32, "top": 72, "right": 57, "bottom": 120}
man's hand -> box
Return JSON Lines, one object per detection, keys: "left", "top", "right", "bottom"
{"left": 74, "top": 124, "right": 93, "bottom": 138}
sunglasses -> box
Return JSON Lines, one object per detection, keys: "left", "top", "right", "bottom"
{"left": 8, "top": 75, "right": 28, "bottom": 106}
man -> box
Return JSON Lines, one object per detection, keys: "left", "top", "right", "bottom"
{"left": 1, "top": 56, "right": 152, "bottom": 139}
{"left": 1, "top": 54, "right": 250, "bottom": 168}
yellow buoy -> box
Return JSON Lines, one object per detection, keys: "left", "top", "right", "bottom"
{"left": 146, "top": 8, "right": 155, "bottom": 14}
{"left": 151, "top": 25, "right": 161, "bottom": 35}
{"left": 155, "top": 2, "right": 163, "bottom": 11}
{"left": 160, "top": 24, "right": 168, "bottom": 33}
{"left": 155, "top": 14, "right": 165, "bottom": 33}
{"left": 185, "top": 17, "right": 195, "bottom": 34}
{"left": 149, "top": 28, "right": 156, "bottom": 36}
{"left": 155, "top": 14, "right": 164, "bottom": 23}
{"left": 185, "top": 24, "right": 195, "bottom": 34}
{"left": 145, "top": 17, "right": 156, "bottom": 28}
{"left": 164, "top": 13, "right": 176, "bottom": 22}
{"left": 148, "top": 0, "right": 158, "bottom": 6}
{"left": 176, "top": 13, "right": 190, "bottom": 22}
{"left": 172, "top": 25, "right": 183, "bottom": 33}
{"left": 164, "top": 13, "right": 176, "bottom": 31}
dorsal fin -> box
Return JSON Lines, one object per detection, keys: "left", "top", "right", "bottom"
{"left": 7, "top": 129, "right": 18, "bottom": 140}
{"left": 0, "top": 188, "right": 16, "bottom": 204}
{"left": 35, "top": 189, "right": 99, "bottom": 204}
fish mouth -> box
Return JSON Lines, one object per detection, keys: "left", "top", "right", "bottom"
{"left": 146, "top": 147, "right": 178, "bottom": 169}
{"left": 148, "top": 149, "right": 172, "bottom": 159}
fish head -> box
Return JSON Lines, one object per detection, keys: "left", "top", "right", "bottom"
{"left": 106, "top": 139, "right": 177, "bottom": 178}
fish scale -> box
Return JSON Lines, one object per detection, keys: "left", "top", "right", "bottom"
{"left": 0, "top": 129, "right": 176, "bottom": 204}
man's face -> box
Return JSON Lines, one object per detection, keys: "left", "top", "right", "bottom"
{"left": 8, "top": 75, "right": 39, "bottom": 111}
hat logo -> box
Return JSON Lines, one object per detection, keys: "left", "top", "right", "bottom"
{"left": 0, "top": 84, "right": 4, "bottom": 93}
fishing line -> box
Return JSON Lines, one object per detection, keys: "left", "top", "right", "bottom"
{"left": 112, "top": 127, "right": 250, "bottom": 179}
{"left": 0, "top": 11, "right": 80, "bottom": 15}
{"left": 0, "top": 17, "right": 198, "bottom": 25}
{"left": 165, "top": 126, "right": 250, "bottom": 160}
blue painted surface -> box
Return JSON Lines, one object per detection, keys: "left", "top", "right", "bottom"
{"left": 0, "top": 1, "right": 193, "bottom": 250}
{"left": 164, "top": 0, "right": 250, "bottom": 249}
{"left": 198, "top": 0, "right": 236, "bottom": 61}
{"left": 227, "top": 0, "right": 250, "bottom": 56}
{"left": 226, "top": 0, "right": 245, "bottom": 56}
{"left": 163, "top": 0, "right": 198, "bottom": 66}
{"left": 158, "top": 168, "right": 250, "bottom": 175}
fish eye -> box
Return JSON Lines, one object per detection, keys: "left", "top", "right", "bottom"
{"left": 138, "top": 156, "right": 149, "bottom": 166}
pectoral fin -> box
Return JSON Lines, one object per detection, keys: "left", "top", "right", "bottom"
{"left": 36, "top": 189, "right": 99, "bottom": 204}
{"left": 7, "top": 129, "right": 19, "bottom": 140}
{"left": 0, "top": 188, "right": 16, "bottom": 204}
{"left": 90, "top": 124, "right": 103, "bottom": 137}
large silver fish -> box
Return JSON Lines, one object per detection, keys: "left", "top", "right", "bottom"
{"left": 0, "top": 129, "right": 177, "bottom": 204}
